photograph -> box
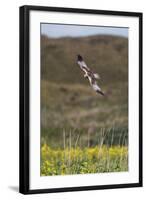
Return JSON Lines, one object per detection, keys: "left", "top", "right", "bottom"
{"left": 19, "top": 5, "right": 142, "bottom": 193}
{"left": 40, "top": 23, "right": 129, "bottom": 176}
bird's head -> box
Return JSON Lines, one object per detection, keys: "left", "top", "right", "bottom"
{"left": 77, "top": 54, "right": 83, "bottom": 61}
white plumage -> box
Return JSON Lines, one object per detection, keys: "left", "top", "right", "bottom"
{"left": 77, "top": 55, "right": 105, "bottom": 96}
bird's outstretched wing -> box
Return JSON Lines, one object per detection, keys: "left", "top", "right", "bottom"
{"left": 88, "top": 76, "right": 105, "bottom": 96}
{"left": 77, "top": 54, "right": 105, "bottom": 96}
{"left": 77, "top": 55, "right": 100, "bottom": 80}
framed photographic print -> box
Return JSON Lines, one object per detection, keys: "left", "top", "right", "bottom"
{"left": 19, "top": 5, "right": 143, "bottom": 194}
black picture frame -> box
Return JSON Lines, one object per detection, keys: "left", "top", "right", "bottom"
{"left": 19, "top": 5, "right": 143, "bottom": 194}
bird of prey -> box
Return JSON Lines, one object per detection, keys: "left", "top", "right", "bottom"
{"left": 77, "top": 55, "right": 105, "bottom": 96}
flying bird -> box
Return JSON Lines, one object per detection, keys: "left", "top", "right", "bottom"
{"left": 77, "top": 55, "right": 105, "bottom": 96}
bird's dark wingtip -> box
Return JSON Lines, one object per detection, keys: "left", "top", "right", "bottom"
{"left": 96, "top": 90, "right": 105, "bottom": 96}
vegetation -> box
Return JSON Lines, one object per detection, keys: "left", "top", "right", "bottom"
{"left": 41, "top": 145, "right": 128, "bottom": 175}
{"left": 41, "top": 34, "right": 128, "bottom": 175}
{"left": 41, "top": 34, "right": 128, "bottom": 84}
{"left": 41, "top": 128, "right": 128, "bottom": 175}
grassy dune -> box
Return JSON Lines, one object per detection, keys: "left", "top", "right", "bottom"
{"left": 40, "top": 34, "right": 128, "bottom": 175}
{"left": 41, "top": 80, "right": 128, "bottom": 148}
{"left": 41, "top": 35, "right": 128, "bottom": 85}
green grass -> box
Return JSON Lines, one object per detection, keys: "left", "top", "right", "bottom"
{"left": 41, "top": 127, "right": 128, "bottom": 149}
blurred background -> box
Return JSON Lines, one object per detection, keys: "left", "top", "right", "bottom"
{"left": 41, "top": 24, "right": 128, "bottom": 148}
